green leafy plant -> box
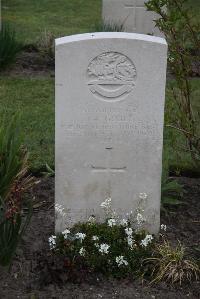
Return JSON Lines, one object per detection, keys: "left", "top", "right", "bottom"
{"left": 0, "top": 199, "right": 32, "bottom": 267}
{"left": 48, "top": 197, "right": 199, "bottom": 284}
{"left": 145, "top": 0, "right": 200, "bottom": 166}
{"left": 161, "top": 162, "right": 184, "bottom": 209}
{"left": 145, "top": 238, "right": 199, "bottom": 285}
{"left": 0, "top": 115, "right": 35, "bottom": 267}
{"left": 0, "top": 23, "right": 23, "bottom": 70}
{"left": 0, "top": 116, "right": 25, "bottom": 200}
{"left": 53, "top": 223, "right": 153, "bottom": 279}
{"left": 41, "top": 163, "right": 55, "bottom": 177}
{"left": 49, "top": 197, "right": 154, "bottom": 281}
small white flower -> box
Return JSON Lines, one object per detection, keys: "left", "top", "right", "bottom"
{"left": 92, "top": 236, "right": 99, "bottom": 241}
{"left": 139, "top": 193, "right": 148, "bottom": 200}
{"left": 95, "top": 243, "right": 100, "bottom": 249}
{"left": 160, "top": 224, "right": 167, "bottom": 231}
{"left": 111, "top": 211, "right": 117, "bottom": 218}
{"left": 62, "top": 229, "right": 70, "bottom": 239}
{"left": 168, "top": 56, "right": 175, "bottom": 63}
{"left": 88, "top": 215, "right": 96, "bottom": 224}
{"left": 140, "top": 234, "right": 153, "bottom": 247}
{"left": 107, "top": 218, "right": 116, "bottom": 227}
{"left": 116, "top": 256, "right": 128, "bottom": 267}
{"left": 62, "top": 229, "right": 70, "bottom": 235}
{"left": 75, "top": 232, "right": 86, "bottom": 242}
{"left": 99, "top": 243, "right": 110, "bottom": 254}
{"left": 100, "top": 197, "right": 111, "bottom": 209}
{"left": 125, "top": 227, "right": 133, "bottom": 236}
{"left": 136, "top": 213, "right": 144, "bottom": 225}
{"left": 79, "top": 247, "right": 86, "bottom": 256}
{"left": 48, "top": 235, "right": 56, "bottom": 250}
{"left": 120, "top": 219, "right": 128, "bottom": 226}
{"left": 128, "top": 236, "right": 133, "bottom": 245}
{"left": 55, "top": 204, "right": 66, "bottom": 218}
{"left": 127, "top": 236, "right": 135, "bottom": 249}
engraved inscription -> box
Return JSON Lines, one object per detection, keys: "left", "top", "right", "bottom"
{"left": 63, "top": 120, "right": 160, "bottom": 140}
{"left": 87, "top": 52, "right": 137, "bottom": 102}
{"left": 63, "top": 105, "right": 160, "bottom": 141}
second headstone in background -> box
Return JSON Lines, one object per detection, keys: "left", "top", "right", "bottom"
{"left": 102, "top": 0, "right": 162, "bottom": 36}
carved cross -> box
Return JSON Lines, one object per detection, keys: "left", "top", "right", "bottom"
{"left": 91, "top": 148, "right": 126, "bottom": 174}
{"left": 91, "top": 148, "right": 126, "bottom": 197}
{"left": 124, "top": 0, "right": 145, "bottom": 30}
{"left": 91, "top": 165, "right": 126, "bottom": 173}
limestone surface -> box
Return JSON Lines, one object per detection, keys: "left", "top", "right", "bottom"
{"left": 55, "top": 32, "right": 167, "bottom": 233}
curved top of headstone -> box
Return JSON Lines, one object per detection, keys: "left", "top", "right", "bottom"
{"left": 55, "top": 32, "right": 167, "bottom": 47}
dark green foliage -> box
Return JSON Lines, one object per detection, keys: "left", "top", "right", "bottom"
{"left": 161, "top": 162, "right": 184, "bottom": 209}
{"left": 52, "top": 221, "right": 153, "bottom": 279}
{"left": 161, "top": 179, "right": 184, "bottom": 206}
{"left": 48, "top": 220, "right": 199, "bottom": 284}
{"left": 146, "top": 0, "right": 200, "bottom": 165}
{"left": 0, "top": 116, "right": 33, "bottom": 267}
{"left": 0, "top": 23, "right": 23, "bottom": 70}
{"left": 0, "top": 115, "right": 24, "bottom": 200}
{"left": 41, "top": 163, "right": 55, "bottom": 177}
{"left": 0, "top": 201, "right": 32, "bottom": 267}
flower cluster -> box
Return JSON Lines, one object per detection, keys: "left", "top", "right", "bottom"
{"left": 120, "top": 219, "right": 128, "bottom": 226}
{"left": 140, "top": 234, "right": 153, "bottom": 247}
{"left": 107, "top": 218, "right": 116, "bottom": 227}
{"left": 62, "top": 229, "right": 70, "bottom": 239}
{"left": 99, "top": 243, "right": 110, "bottom": 254}
{"left": 92, "top": 235, "right": 99, "bottom": 241}
{"left": 139, "top": 193, "right": 148, "bottom": 200}
{"left": 55, "top": 203, "right": 66, "bottom": 218}
{"left": 49, "top": 235, "right": 56, "bottom": 250}
{"left": 136, "top": 213, "right": 144, "bottom": 225}
{"left": 116, "top": 256, "right": 128, "bottom": 267}
{"left": 79, "top": 247, "right": 86, "bottom": 256}
{"left": 125, "top": 227, "right": 133, "bottom": 236}
{"left": 75, "top": 232, "right": 86, "bottom": 242}
{"left": 49, "top": 194, "right": 156, "bottom": 279}
{"left": 125, "top": 227, "right": 135, "bottom": 249}
{"left": 100, "top": 197, "right": 112, "bottom": 214}
{"left": 88, "top": 215, "right": 96, "bottom": 224}
{"left": 161, "top": 224, "right": 167, "bottom": 231}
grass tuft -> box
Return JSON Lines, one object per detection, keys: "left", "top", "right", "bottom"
{"left": 145, "top": 239, "right": 199, "bottom": 285}
{"left": 0, "top": 23, "right": 23, "bottom": 70}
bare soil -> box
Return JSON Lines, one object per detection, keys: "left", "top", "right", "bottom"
{"left": 0, "top": 177, "right": 199, "bottom": 299}
{"left": 1, "top": 48, "right": 55, "bottom": 78}
{"left": 1, "top": 49, "right": 200, "bottom": 78}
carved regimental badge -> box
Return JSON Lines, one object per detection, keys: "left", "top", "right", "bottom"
{"left": 87, "top": 52, "right": 137, "bottom": 102}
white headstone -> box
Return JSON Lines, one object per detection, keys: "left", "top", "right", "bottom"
{"left": 102, "top": 0, "right": 162, "bottom": 36}
{"left": 55, "top": 32, "right": 167, "bottom": 234}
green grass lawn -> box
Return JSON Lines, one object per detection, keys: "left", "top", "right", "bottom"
{"left": 2, "top": 0, "right": 199, "bottom": 44}
{"left": 2, "top": 0, "right": 101, "bottom": 44}
{"left": 0, "top": 77, "right": 54, "bottom": 172}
